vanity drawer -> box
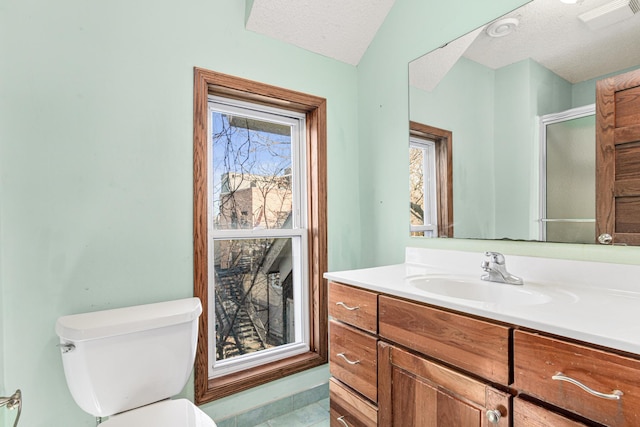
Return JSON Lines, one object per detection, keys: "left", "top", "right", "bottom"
{"left": 330, "top": 378, "right": 377, "bottom": 427}
{"left": 513, "top": 398, "right": 589, "bottom": 427}
{"left": 330, "top": 320, "right": 377, "bottom": 402}
{"left": 514, "top": 330, "right": 640, "bottom": 426}
{"left": 329, "top": 282, "right": 378, "bottom": 333}
{"left": 378, "top": 295, "right": 510, "bottom": 385}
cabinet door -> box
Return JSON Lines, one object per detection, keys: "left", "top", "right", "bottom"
{"left": 378, "top": 342, "right": 510, "bottom": 427}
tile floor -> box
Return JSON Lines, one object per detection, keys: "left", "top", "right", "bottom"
{"left": 253, "top": 397, "right": 330, "bottom": 427}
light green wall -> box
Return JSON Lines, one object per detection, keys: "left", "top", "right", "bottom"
{"left": 494, "top": 59, "right": 572, "bottom": 239}
{"left": 0, "top": 205, "right": 3, "bottom": 399}
{"left": 358, "top": 0, "right": 529, "bottom": 267}
{"left": 572, "top": 64, "right": 640, "bottom": 107}
{"left": 357, "top": 0, "right": 640, "bottom": 266}
{"left": 0, "top": 0, "right": 358, "bottom": 425}
{"left": 410, "top": 56, "right": 572, "bottom": 241}
{"left": 493, "top": 60, "right": 535, "bottom": 239}
{"left": 410, "top": 58, "right": 497, "bottom": 239}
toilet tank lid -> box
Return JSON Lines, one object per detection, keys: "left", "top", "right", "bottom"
{"left": 56, "top": 298, "right": 202, "bottom": 342}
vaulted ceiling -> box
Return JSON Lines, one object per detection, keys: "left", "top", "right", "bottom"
{"left": 246, "top": 0, "right": 397, "bottom": 65}
{"left": 247, "top": 0, "right": 640, "bottom": 89}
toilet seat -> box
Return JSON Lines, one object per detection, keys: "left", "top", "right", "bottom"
{"left": 100, "top": 399, "right": 216, "bottom": 427}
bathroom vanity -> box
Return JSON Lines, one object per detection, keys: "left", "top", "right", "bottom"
{"left": 325, "top": 248, "right": 640, "bottom": 426}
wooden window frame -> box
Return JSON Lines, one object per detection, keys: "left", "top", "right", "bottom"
{"left": 193, "top": 67, "right": 328, "bottom": 404}
{"left": 410, "top": 121, "right": 453, "bottom": 238}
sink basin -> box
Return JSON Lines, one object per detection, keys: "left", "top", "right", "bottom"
{"left": 406, "top": 275, "right": 566, "bottom": 306}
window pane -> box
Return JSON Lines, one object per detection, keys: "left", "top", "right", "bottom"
{"left": 213, "top": 238, "right": 296, "bottom": 362}
{"left": 409, "top": 146, "right": 425, "bottom": 226}
{"left": 211, "top": 111, "right": 293, "bottom": 230}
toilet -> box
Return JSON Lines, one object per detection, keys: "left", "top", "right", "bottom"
{"left": 56, "top": 297, "right": 216, "bottom": 426}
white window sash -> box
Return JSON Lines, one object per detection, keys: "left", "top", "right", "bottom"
{"left": 206, "top": 97, "right": 309, "bottom": 379}
{"left": 410, "top": 137, "right": 438, "bottom": 235}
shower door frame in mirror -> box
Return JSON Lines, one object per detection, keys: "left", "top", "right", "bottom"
{"left": 539, "top": 104, "right": 596, "bottom": 244}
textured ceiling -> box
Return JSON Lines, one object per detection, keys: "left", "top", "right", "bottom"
{"left": 247, "top": 0, "right": 639, "bottom": 84}
{"left": 465, "top": 0, "right": 640, "bottom": 83}
{"left": 246, "top": 0, "right": 397, "bottom": 65}
{"left": 409, "top": 28, "right": 484, "bottom": 93}
{"left": 411, "top": 0, "right": 640, "bottom": 91}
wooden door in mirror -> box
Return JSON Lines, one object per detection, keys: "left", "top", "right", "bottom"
{"left": 596, "top": 68, "right": 640, "bottom": 246}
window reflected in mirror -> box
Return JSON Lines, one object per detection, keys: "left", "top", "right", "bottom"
{"left": 409, "top": 122, "right": 453, "bottom": 238}
{"left": 410, "top": 137, "right": 437, "bottom": 237}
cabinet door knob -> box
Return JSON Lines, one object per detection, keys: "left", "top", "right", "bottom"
{"left": 598, "top": 233, "right": 613, "bottom": 245}
{"left": 486, "top": 409, "right": 501, "bottom": 424}
{"left": 336, "top": 415, "right": 350, "bottom": 426}
{"left": 336, "top": 301, "right": 360, "bottom": 311}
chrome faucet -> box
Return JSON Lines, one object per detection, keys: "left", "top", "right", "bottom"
{"left": 481, "top": 251, "right": 523, "bottom": 285}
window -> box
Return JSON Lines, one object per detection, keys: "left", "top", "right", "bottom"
{"left": 410, "top": 136, "right": 438, "bottom": 237}
{"left": 409, "top": 122, "right": 453, "bottom": 238}
{"left": 193, "top": 68, "right": 327, "bottom": 403}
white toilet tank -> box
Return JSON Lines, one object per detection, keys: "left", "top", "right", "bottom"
{"left": 56, "top": 298, "right": 202, "bottom": 417}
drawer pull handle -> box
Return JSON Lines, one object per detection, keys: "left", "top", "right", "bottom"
{"left": 336, "top": 301, "right": 360, "bottom": 311}
{"left": 552, "top": 372, "right": 623, "bottom": 400}
{"left": 336, "top": 352, "right": 360, "bottom": 365}
{"left": 337, "top": 415, "right": 350, "bottom": 426}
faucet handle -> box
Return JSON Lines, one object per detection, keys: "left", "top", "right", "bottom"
{"left": 484, "top": 251, "right": 505, "bottom": 265}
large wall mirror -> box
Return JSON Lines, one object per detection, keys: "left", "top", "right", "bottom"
{"left": 409, "top": 0, "right": 640, "bottom": 244}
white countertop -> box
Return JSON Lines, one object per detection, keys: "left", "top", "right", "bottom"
{"left": 324, "top": 248, "right": 640, "bottom": 355}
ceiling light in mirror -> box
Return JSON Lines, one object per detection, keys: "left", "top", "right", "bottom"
{"left": 579, "top": 0, "right": 640, "bottom": 30}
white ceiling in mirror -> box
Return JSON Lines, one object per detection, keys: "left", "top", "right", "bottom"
{"left": 409, "top": 27, "right": 484, "bottom": 92}
{"left": 246, "top": 0, "right": 397, "bottom": 65}
{"left": 461, "top": 0, "right": 640, "bottom": 84}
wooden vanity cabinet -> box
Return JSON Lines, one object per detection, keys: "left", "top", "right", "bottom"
{"left": 329, "top": 280, "right": 640, "bottom": 426}
{"left": 330, "top": 281, "right": 513, "bottom": 426}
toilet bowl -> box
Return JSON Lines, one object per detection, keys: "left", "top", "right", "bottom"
{"left": 56, "top": 298, "right": 216, "bottom": 426}
{"left": 100, "top": 399, "right": 215, "bottom": 427}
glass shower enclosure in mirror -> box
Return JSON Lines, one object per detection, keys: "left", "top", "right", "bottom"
{"left": 540, "top": 105, "right": 595, "bottom": 244}
{"left": 408, "top": 0, "right": 640, "bottom": 243}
